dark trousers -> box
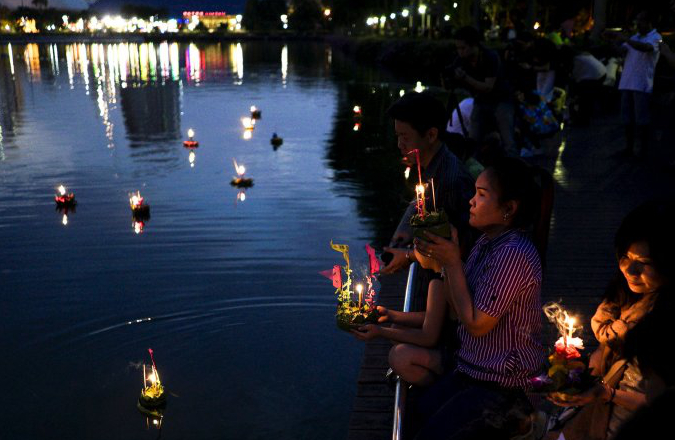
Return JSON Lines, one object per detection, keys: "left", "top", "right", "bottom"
{"left": 413, "top": 371, "right": 532, "bottom": 440}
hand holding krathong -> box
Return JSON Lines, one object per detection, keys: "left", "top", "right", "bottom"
{"left": 414, "top": 225, "right": 462, "bottom": 268}
{"left": 351, "top": 324, "right": 380, "bottom": 341}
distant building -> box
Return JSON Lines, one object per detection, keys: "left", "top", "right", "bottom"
{"left": 182, "top": 11, "right": 243, "bottom": 32}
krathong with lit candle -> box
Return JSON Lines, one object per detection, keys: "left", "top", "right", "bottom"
{"left": 241, "top": 117, "right": 256, "bottom": 131}
{"left": 353, "top": 105, "right": 362, "bottom": 118}
{"left": 230, "top": 158, "right": 254, "bottom": 188}
{"left": 183, "top": 128, "right": 199, "bottom": 148}
{"left": 320, "top": 242, "right": 380, "bottom": 332}
{"left": 129, "top": 191, "right": 150, "bottom": 219}
{"left": 55, "top": 185, "right": 76, "bottom": 207}
{"left": 530, "top": 302, "right": 597, "bottom": 399}
{"left": 138, "top": 348, "right": 167, "bottom": 410}
{"left": 250, "top": 105, "right": 262, "bottom": 120}
{"left": 407, "top": 161, "right": 451, "bottom": 240}
{"left": 270, "top": 132, "right": 283, "bottom": 149}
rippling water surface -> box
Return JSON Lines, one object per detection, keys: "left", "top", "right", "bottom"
{"left": 0, "top": 40, "right": 413, "bottom": 439}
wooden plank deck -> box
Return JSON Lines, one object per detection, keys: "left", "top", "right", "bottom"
{"left": 347, "top": 113, "right": 675, "bottom": 440}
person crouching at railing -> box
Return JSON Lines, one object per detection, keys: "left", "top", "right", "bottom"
{"left": 351, "top": 244, "right": 459, "bottom": 387}
{"left": 412, "top": 157, "right": 546, "bottom": 440}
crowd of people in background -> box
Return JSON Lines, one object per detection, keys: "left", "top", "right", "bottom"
{"left": 351, "top": 6, "right": 675, "bottom": 440}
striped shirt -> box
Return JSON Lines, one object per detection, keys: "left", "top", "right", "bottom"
{"left": 456, "top": 229, "right": 545, "bottom": 388}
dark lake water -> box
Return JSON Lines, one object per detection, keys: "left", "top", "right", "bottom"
{"left": 0, "top": 40, "right": 419, "bottom": 439}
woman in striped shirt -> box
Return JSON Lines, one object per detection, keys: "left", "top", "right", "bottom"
{"left": 413, "top": 157, "right": 545, "bottom": 439}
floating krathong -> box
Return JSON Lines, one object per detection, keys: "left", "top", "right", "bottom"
{"left": 129, "top": 191, "right": 150, "bottom": 218}
{"left": 241, "top": 117, "right": 256, "bottom": 131}
{"left": 55, "top": 185, "right": 76, "bottom": 207}
{"left": 530, "top": 303, "right": 596, "bottom": 400}
{"left": 270, "top": 132, "right": 283, "bottom": 149}
{"left": 250, "top": 105, "right": 262, "bottom": 120}
{"left": 230, "top": 158, "right": 254, "bottom": 188}
{"left": 321, "top": 242, "right": 380, "bottom": 332}
{"left": 138, "top": 348, "right": 167, "bottom": 411}
{"left": 353, "top": 105, "right": 362, "bottom": 118}
{"left": 183, "top": 128, "right": 199, "bottom": 148}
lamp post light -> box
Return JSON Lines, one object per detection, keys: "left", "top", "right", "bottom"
{"left": 418, "top": 4, "right": 427, "bottom": 35}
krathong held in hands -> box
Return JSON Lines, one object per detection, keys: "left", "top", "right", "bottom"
{"left": 530, "top": 302, "right": 596, "bottom": 399}
{"left": 320, "top": 241, "right": 380, "bottom": 332}
{"left": 406, "top": 151, "right": 451, "bottom": 240}
{"left": 230, "top": 158, "right": 254, "bottom": 188}
{"left": 183, "top": 128, "right": 199, "bottom": 148}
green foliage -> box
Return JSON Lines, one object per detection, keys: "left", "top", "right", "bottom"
{"left": 289, "top": 0, "right": 322, "bottom": 32}
{"left": 242, "top": 0, "right": 288, "bottom": 32}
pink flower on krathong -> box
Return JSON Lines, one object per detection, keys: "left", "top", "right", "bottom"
{"left": 555, "top": 340, "right": 581, "bottom": 360}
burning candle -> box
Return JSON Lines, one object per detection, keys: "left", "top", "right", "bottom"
{"left": 353, "top": 105, "right": 362, "bottom": 115}
{"left": 55, "top": 184, "right": 76, "bottom": 206}
{"left": 415, "top": 184, "right": 426, "bottom": 218}
{"left": 356, "top": 283, "right": 364, "bottom": 308}
{"left": 241, "top": 117, "right": 255, "bottom": 130}
{"left": 58, "top": 185, "right": 66, "bottom": 196}
{"left": 130, "top": 191, "right": 144, "bottom": 210}
{"left": 353, "top": 122, "right": 361, "bottom": 131}
{"left": 233, "top": 159, "right": 246, "bottom": 177}
{"left": 183, "top": 128, "right": 199, "bottom": 148}
{"left": 187, "top": 128, "right": 195, "bottom": 140}
{"left": 404, "top": 167, "right": 411, "bottom": 180}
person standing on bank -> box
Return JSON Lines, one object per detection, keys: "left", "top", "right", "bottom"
{"left": 381, "top": 92, "right": 475, "bottom": 275}
{"left": 604, "top": 11, "right": 661, "bottom": 158}
{"left": 411, "top": 157, "right": 545, "bottom": 439}
{"left": 449, "top": 26, "right": 517, "bottom": 158}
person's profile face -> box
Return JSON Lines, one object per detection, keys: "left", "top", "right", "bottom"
{"left": 618, "top": 241, "right": 665, "bottom": 294}
{"left": 394, "top": 120, "right": 424, "bottom": 158}
{"left": 468, "top": 170, "right": 505, "bottom": 231}
{"left": 454, "top": 40, "right": 476, "bottom": 59}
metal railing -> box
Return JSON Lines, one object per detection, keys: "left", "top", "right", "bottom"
{"left": 392, "top": 262, "right": 417, "bottom": 440}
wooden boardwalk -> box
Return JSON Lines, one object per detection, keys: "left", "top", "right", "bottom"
{"left": 347, "top": 112, "right": 675, "bottom": 440}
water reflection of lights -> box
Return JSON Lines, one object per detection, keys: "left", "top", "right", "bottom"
{"left": 281, "top": 45, "right": 288, "bottom": 85}
{"left": 241, "top": 117, "right": 255, "bottom": 130}
{"left": 49, "top": 44, "right": 59, "bottom": 76}
{"left": 7, "top": 43, "right": 15, "bottom": 75}
{"left": 187, "top": 43, "right": 201, "bottom": 83}
{"left": 353, "top": 122, "right": 361, "bottom": 131}
{"left": 243, "top": 130, "right": 253, "bottom": 140}
{"left": 62, "top": 214, "right": 68, "bottom": 226}
{"left": 23, "top": 44, "right": 41, "bottom": 80}
{"left": 237, "top": 190, "right": 246, "bottom": 202}
{"left": 553, "top": 138, "right": 568, "bottom": 186}
{"left": 189, "top": 150, "right": 196, "bottom": 168}
{"left": 231, "top": 43, "right": 244, "bottom": 84}
{"left": 133, "top": 220, "right": 144, "bottom": 234}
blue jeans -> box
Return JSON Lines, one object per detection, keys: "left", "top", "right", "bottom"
{"left": 414, "top": 372, "right": 532, "bottom": 440}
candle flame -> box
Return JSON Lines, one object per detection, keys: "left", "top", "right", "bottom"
{"left": 147, "top": 371, "right": 156, "bottom": 384}
{"left": 250, "top": 105, "right": 257, "bottom": 112}
{"left": 233, "top": 159, "right": 246, "bottom": 176}
{"left": 404, "top": 167, "right": 411, "bottom": 179}
{"left": 62, "top": 214, "right": 68, "bottom": 225}
{"left": 58, "top": 185, "right": 66, "bottom": 196}
{"left": 543, "top": 302, "right": 583, "bottom": 346}
{"left": 353, "top": 105, "right": 361, "bottom": 113}
{"left": 187, "top": 128, "right": 194, "bottom": 139}
{"left": 353, "top": 123, "right": 360, "bottom": 131}
{"left": 130, "top": 192, "right": 143, "bottom": 208}
{"left": 356, "top": 283, "right": 364, "bottom": 294}
{"left": 241, "top": 117, "right": 255, "bottom": 130}
{"left": 415, "top": 184, "right": 425, "bottom": 196}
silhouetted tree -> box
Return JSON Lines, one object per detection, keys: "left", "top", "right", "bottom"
{"left": 243, "top": 0, "right": 288, "bottom": 31}
{"left": 289, "top": 0, "right": 322, "bottom": 32}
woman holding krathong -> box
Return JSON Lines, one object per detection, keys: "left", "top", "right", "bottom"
{"left": 547, "top": 201, "right": 675, "bottom": 440}
{"left": 412, "top": 157, "right": 546, "bottom": 439}
{"left": 352, "top": 230, "right": 458, "bottom": 387}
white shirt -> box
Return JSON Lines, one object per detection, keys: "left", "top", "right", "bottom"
{"left": 447, "top": 98, "right": 473, "bottom": 137}
{"left": 618, "top": 29, "right": 661, "bottom": 93}
{"left": 573, "top": 53, "right": 607, "bottom": 82}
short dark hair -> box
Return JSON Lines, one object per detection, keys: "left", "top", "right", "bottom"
{"left": 454, "top": 26, "right": 482, "bottom": 46}
{"left": 485, "top": 157, "right": 540, "bottom": 229}
{"left": 387, "top": 92, "right": 448, "bottom": 138}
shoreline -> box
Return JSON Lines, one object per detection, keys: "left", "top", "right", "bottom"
{"left": 0, "top": 32, "right": 327, "bottom": 45}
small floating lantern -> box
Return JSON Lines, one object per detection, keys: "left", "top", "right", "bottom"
{"left": 230, "top": 158, "right": 254, "bottom": 188}
{"left": 183, "top": 128, "right": 199, "bottom": 148}
{"left": 270, "top": 132, "right": 283, "bottom": 149}
{"left": 55, "top": 185, "right": 76, "bottom": 207}
{"left": 353, "top": 105, "right": 362, "bottom": 118}
{"left": 353, "top": 122, "right": 361, "bottom": 132}
{"left": 129, "top": 191, "right": 150, "bottom": 218}
{"left": 250, "top": 105, "right": 262, "bottom": 120}
{"left": 138, "top": 348, "right": 167, "bottom": 410}
{"left": 241, "top": 117, "right": 256, "bottom": 131}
